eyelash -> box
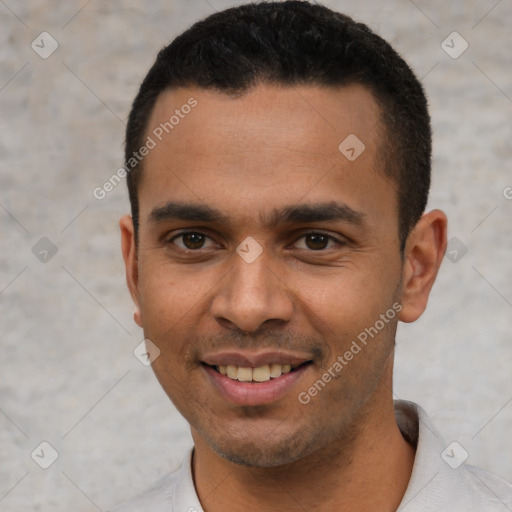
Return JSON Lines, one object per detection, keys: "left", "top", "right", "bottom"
{"left": 166, "top": 231, "right": 346, "bottom": 252}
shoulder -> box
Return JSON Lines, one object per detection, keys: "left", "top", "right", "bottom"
{"left": 395, "top": 400, "right": 512, "bottom": 511}
{"left": 457, "top": 463, "right": 512, "bottom": 509}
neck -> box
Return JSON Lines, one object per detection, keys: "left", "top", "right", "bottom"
{"left": 192, "top": 392, "right": 416, "bottom": 512}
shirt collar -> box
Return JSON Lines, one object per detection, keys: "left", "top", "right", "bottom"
{"left": 394, "top": 399, "right": 450, "bottom": 510}
{"left": 172, "top": 448, "right": 203, "bottom": 512}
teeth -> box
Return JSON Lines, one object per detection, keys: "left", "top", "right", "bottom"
{"left": 237, "top": 367, "right": 253, "bottom": 382}
{"left": 216, "top": 363, "right": 295, "bottom": 382}
{"left": 226, "top": 365, "right": 238, "bottom": 379}
{"left": 252, "top": 365, "right": 270, "bottom": 382}
{"left": 269, "top": 363, "right": 282, "bottom": 378}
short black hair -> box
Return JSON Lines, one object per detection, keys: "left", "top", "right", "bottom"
{"left": 125, "top": 0, "right": 431, "bottom": 252}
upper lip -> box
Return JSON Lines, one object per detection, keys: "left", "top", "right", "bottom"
{"left": 202, "top": 351, "right": 313, "bottom": 368}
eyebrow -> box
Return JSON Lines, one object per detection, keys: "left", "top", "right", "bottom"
{"left": 148, "top": 200, "right": 366, "bottom": 229}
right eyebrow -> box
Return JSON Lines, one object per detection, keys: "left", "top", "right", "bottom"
{"left": 149, "top": 201, "right": 230, "bottom": 224}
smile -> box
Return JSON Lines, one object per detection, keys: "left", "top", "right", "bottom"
{"left": 203, "top": 362, "right": 312, "bottom": 406}
{"left": 214, "top": 363, "right": 302, "bottom": 382}
{"left": 201, "top": 351, "right": 314, "bottom": 405}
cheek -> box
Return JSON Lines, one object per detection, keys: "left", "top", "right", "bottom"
{"left": 137, "top": 260, "right": 226, "bottom": 366}
{"left": 296, "top": 268, "right": 399, "bottom": 368}
{"left": 299, "top": 268, "right": 389, "bottom": 325}
{"left": 137, "top": 265, "right": 189, "bottom": 355}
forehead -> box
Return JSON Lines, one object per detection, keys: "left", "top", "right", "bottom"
{"left": 137, "top": 83, "right": 395, "bottom": 233}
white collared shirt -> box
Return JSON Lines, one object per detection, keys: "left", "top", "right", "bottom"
{"left": 109, "top": 400, "right": 512, "bottom": 511}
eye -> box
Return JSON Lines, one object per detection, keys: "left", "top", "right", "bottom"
{"left": 167, "top": 231, "right": 344, "bottom": 252}
{"left": 293, "top": 232, "right": 343, "bottom": 251}
{"left": 168, "top": 231, "right": 215, "bottom": 251}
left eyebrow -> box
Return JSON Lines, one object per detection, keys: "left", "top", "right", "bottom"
{"left": 148, "top": 200, "right": 366, "bottom": 229}
{"left": 266, "top": 201, "right": 366, "bottom": 227}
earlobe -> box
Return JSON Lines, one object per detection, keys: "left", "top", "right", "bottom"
{"left": 134, "top": 307, "right": 142, "bottom": 326}
{"left": 119, "top": 215, "right": 143, "bottom": 327}
{"left": 398, "top": 209, "right": 447, "bottom": 323}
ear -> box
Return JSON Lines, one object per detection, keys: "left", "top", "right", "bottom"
{"left": 398, "top": 209, "right": 447, "bottom": 323}
{"left": 120, "top": 215, "right": 142, "bottom": 327}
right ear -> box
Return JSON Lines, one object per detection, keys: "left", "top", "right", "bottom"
{"left": 120, "top": 215, "right": 142, "bottom": 327}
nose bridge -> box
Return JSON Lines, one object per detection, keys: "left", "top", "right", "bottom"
{"left": 212, "top": 243, "right": 294, "bottom": 332}
{"left": 232, "top": 248, "right": 274, "bottom": 298}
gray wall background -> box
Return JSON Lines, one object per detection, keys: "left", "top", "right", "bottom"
{"left": 1, "top": 1, "right": 511, "bottom": 510}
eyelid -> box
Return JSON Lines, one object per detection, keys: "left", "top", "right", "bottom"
{"left": 167, "top": 230, "right": 218, "bottom": 251}
{"left": 292, "top": 231, "right": 346, "bottom": 250}
{"left": 166, "top": 229, "right": 347, "bottom": 251}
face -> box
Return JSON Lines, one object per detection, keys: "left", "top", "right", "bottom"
{"left": 121, "top": 83, "right": 421, "bottom": 467}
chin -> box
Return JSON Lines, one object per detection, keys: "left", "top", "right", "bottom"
{"left": 213, "top": 442, "right": 309, "bottom": 468}
{"left": 202, "top": 425, "right": 322, "bottom": 468}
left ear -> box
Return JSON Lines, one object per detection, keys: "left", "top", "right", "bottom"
{"left": 398, "top": 209, "right": 447, "bottom": 323}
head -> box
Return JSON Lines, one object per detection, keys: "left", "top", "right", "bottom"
{"left": 120, "top": 1, "right": 447, "bottom": 467}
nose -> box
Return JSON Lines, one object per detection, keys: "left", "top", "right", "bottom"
{"left": 211, "top": 247, "right": 294, "bottom": 333}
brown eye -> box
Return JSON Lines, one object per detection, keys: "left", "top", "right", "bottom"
{"left": 294, "top": 232, "right": 341, "bottom": 251}
{"left": 170, "top": 232, "right": 213, "bottom": 250}
{"left": 305, "top": 233, "right": 329, "bottom": 250}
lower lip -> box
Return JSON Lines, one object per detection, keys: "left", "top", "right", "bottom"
{"left": 202, "top": 364, "right": 311, "bottom": 406}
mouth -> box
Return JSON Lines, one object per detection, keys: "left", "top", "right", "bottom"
{"left": 206, "top": 362, "right": 311, "bottom": 382}
{"left": 201, "top": 357, "right": 313, "bottom": 406}
{"left": 204, "top": 361, "right": 312, "bottom": 383}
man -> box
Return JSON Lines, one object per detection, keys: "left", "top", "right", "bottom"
{"left": 113, "top": 1, "right": 512, "bottom": 510}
